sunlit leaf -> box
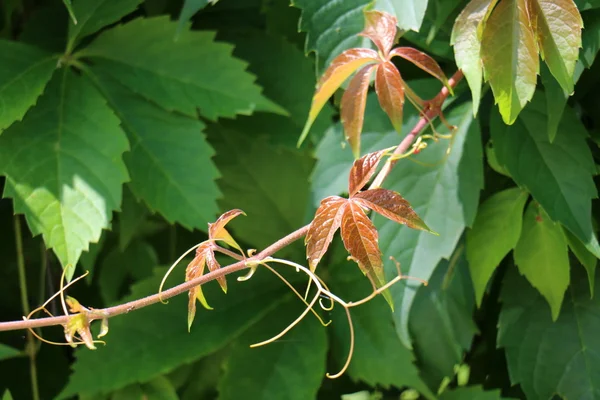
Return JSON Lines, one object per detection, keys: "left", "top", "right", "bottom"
{"left": 305, "top": 196, "right": 348, "bottom": 271}
{"left": 375, "top": 0, "right": 428, "bottom": 32}
{"left": 359, "top": 10, "right": 397, "bottom": 55}
{"left": 341, "top": 64, "right": 377, "bottom": 158}
{"left": 481, "top": 0, "right": 539, "bottom": 124}
{"left": 389, "top": 47, "right": 448, "bottom": 86}
{"left": 354, "top": 188, "right": 432, "bottom": 232}
{"left": 375, "top": 61, "right": 405, "bottom": 134}
{"left": 348, "top": 150, "right": 386, "bottom": 196}
{"left": 208, "top": 208, "right": 245, "bottom": 252}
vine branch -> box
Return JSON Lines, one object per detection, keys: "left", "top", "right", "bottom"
{"left": 0, "top": 69, "right": 463, "bottom": 333}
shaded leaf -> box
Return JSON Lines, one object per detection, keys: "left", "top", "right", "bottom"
{"left": 360, "top": 9, "right": 397, "bottom": 55}
{"left": 466, "top": 187, "right": 529, "bottom": 306}
{"left": 341, "top": 64, "right": 377, "bottom": 158}
{"left": 580, "top": 9, "right": 600, "bottom": 68}
{"left": 529, "top": 0, "right": 583, "bottom": 94}
{"left": 498, "top": 266, "right": 600, "bottom": 400}
{"left": 564, "top": 228, "right": 597, "bottom": 297}
{"left": 514, "top": 203, "right": 570, "bottom": 320}
{"left": 118, "top": 186, "right": 149, "bottom": 251}
{"left": 305, "top": 196, "right": 347, "bottom": 271}
{"left": 390, "top": 47, "right": 448, "bottom": 86}
{"left": 440, "top": 386, "right": 510, "bottom": 400}
{"left": 0, "top": 40, "right": 56, "bottom": 133}
{"left": 375, "top": 61, "right": 405, "bottom": 133}
{"left": 354, "top": 188, "right": 432, "bottom": 232}
{"left": 0, "top": 69, "right": 129, "bottom": 277}
{"left": 451, "top": 0, "right": 499, "bottom": 116}
{"left": 81, "top": 16, "right": 284, "bottom": 120}
{"left": 348, "top": 150, "right": 386, "bottom": 196}
{"left": 176, "top": 0, "right": 218, "bottom": 35}
{"left": 541, "top": 63, "right": 568, "bottom": 142}
{"left": 0, "top": 344, "right": 20, "bottom": 361}
{"left": 481, "top": 0, "right": 539, "bottom": 124}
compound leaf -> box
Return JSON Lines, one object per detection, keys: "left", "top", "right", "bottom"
{"left": 306, "top": 196, "right": 347, "bottom": 271}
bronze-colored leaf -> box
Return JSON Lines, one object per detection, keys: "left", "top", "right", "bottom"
{"left": 353, "top": 188, "right": 434, "bottom": 233}
{"left": 305, "top": 196, "right": 348, "bottom": 271}
{"left": 389, "top": 47, "right": 449, "bottom": 87}
{"left": 204, "top": 249, "right": 227, "bottom": 293}
{"left": 341, "top": 64, "right": 377, "bottom": 159}
{"left": 348, "top": 150, "right": 386, "bottom": 196}
{"left": 186, "top": 245, "right": 211, "bottom": 331}
{"left": 359, "top": 10, "right": 398, "bottom": 56}
{"left": 208, "top": 209, "right": 245, "bottom": 253}
{"left": 64, "top": 313, "right": 95, "bottom": 350}
{"left": 340, "top": 201, "right": 385, "bottom": 291}
{"left": 375, "top": 61, "right": 405, "bottom": 134}
{"left": 298, "top": 48, "right": 379, "bottom": 146}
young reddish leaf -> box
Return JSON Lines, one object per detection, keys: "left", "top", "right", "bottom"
{"left": 203, "top": 249, "right": 227, "bottom": 293}
{"left": 298, "top": 48, "right": 379, "bottom": 146}
{"left": 348, "top": 150, "right": 386, "bottom": 196}
{"left": 353, "top": 188, "right": 434, "bottom": 232}
{"left": 389, "top": 47, "right": 449, "bottom": 88}
{"left": 481, "top": 0, "right": 539, "bottom": 124}
{"left": 375, "top": 61, "right": 405, "bottom": 134}
{"left": 305, "top": 196, "right": 348, "bottom": 271}
{"left": 208, "top": 209, "right": 245, "bottom": 253}
{"left": 340, "top": 202, "right": 388, "bottom": 298}
{"left": 359, "top": 10, "right": 398, "bottom": 56}
{"left": 528, "top": 0, "right": 582, "bottom": 94}
{"left": 186, "top": 244, "right": 211, "bottom": 332}
{"left": 341, "top": 64, "right": 377, "bottom": 159}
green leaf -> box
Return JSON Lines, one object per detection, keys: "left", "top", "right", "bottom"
{"left": 62, "top": 0, "right": 77, "bottom": 25}
{"left": 328, "top": 248, "right": 435, "bottom": 399}
{"left": 0, "top": 69, "right": 129, "bottom": 277}
{"left": 176, "top": 0, "right": 218, "bottom": 35}
{"left": 575, "top": 0, "right": 600, "bottom": 10}
{"left": 530, "top": 0, "right": 583, "bottom": 94}
{"left": 498, "top": 266, "right": 600, "bottom": 400}
{"left": 79, "top": 233, "right": 106, "bottom": 281}
{"left": 58, "top": 267, "right": 285, "bottom": 398}
{"left": 481, "top": 0, "right": 539, "bottom": 124}
{"left": 451, "top": 0, "right": 498, "bottom": 116}
{"left": 0, "top": 40, "right": 56, "bottom": 132}
{"left": 490, "top": 92, "right": 600, "bottom": 259}
{"left": 564, "top": 228, "right": 597, "bottom": 297}
{"left": 1, "top": 390, "right": 13, "bottom": 400}
{"left": 375, "top": 0, "right": 428, "bottom": 32}
{"left": 118, "top": 186, "right": 149, "bottom": 251}
{"left": 80, "top": 16, "right": 285, "bottom": 120}
{"left": 209, "top": 127, "right": 313, "bottom": 251}
{"left": 580, "top": 9, "right": 600, "bottom": 68}
{"left": 218, "top": 298, "right": 327, "bottom": 400}
{"left": 85, "top": 70, "right": 221, "bottom": 230}
{"left": 66, "top": 0, "right": 143, "bottom": 52}
{"left": 0, "top": 343, "right": 20, "bottom": 361}
{"left": 541, "top": 64, "right": 568, "bottom": 142}
{"left": 377, "top": 102, "right": 483, "bottom": 347}
{"left": 439, "top": 386, "right": 511, "bottom": 400}
{"left": 111, "top": 376, "right": 178, "bottom": 400}
{"left": 514, "top": 202, "right": 570, "bottom": 320}
{"left": 466, "top": 187, "right": 528, "bottom": 306}
{"left": 409, "top": 247, "right": 478, "bottom": 391}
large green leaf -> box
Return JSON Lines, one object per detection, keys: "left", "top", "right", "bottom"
{"left": 217, "top": 299, "right": 327, "bottom": 400}
{"left": 466, "top": 187, "right": 529, "bottom": 306}
{"left": 0, "top": 40, "right": 56, "bottom": 132}
{"left": 498, "top": 266, "right": 600, "bottom": 400}
{"left": 541, "top": 64, "right": 568, "bottom": 142}
{"left": 58, "top": 267, "right": 286, "bottom": 398}
{"left": 440, "top": 386, "right": 512, "bottom": 400}
{"left": 66, "top": 0, "right": 143, "bottom": 52}
{"left": 514, "top": 202, "right": 570, "bottom": 320}
{"left": 375, "top": 0, "right": 428, "bottom": 32}
{"left": 209, "top": 127, "right": 313, "bottom": 251}
{"left": 409, "top": 247, "right": 478, "bottom": 391}
{"left": 85, "top": 69, "right": 221, "bottom": 230}
{"left": 529, "top": 0, "right": 583, "bottom": 94}
{"left": 481, "top": 0, "right": 539, "bottom": 124}
{"left": 0, "top": 69, "right": 129, "bottom": 275}
{"left": 118, "top": 186, "right": 150, "bottom": 251}
{"left": 490, "top": 93, "right": 600, "bottom": 259}
{"left": 79, "top": 16, "right": 285, "bottom": 120}
{"left": 377, "top": 102, "right": 483, "bottom": 347}
{"left": 328, "top": 247, "right": 435, "bottom": 398}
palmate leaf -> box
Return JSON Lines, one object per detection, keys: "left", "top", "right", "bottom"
{"left": 375, "top": 61, "right": 405, "bottom": 133}
{"left": 0, "top": 40, "right": 57, "bottom": 133}
{"left": 389, "top": 47, "right": 449, "bottom": 86}
{"left": 0, "top": 69, "right": 129, "bottom": 277}
{"left": 348, "top": 150, "right": 386, "bottom": 196}
{"left": 79, "top": 16, "right": 285, "bottom": 120}
{"left": 305, "top": 196, "right": 347, "bottom": 271}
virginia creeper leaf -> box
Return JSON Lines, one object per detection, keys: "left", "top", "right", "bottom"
{"left": 490, "top": 92, "right": 600, "bottom": 259}
{"left": 58, "top": 267, "right": 285, "bottom": 398}
{"left": 389, "top": 47, "right": 448, "bottom": 86}
{"left": 81, "top": 16, "right": 285, "bottom": 120}
{"left": 359, "top": 9, "right": 397, "bottom": 55}
{"left": 466, "top": 187, "right": 529, "bottom": 306}
{"left": 529, "top": 0, "right": 583, "bottom": 94}
{"left": 87, "top": 70, "right": 221, "bottom": 230}
{"left": 498, "top": 267, "right": 600, "bottom": 400}
{"left": 305, "top": 196, "right": 348, "bottom": 271}
{"left": 514, "top": 203, "right": 570, "bottom": 320}
{"left": 186, "top": 245, "right": 212, "bottom": 328}
{"left": 481, "top": 0, "right": 539, "bottom": 124}
{"left": 375, "top": 61, "right": 405, "bottom": 134}
{"left": 348, "top": 150, "right": 386, "bottom": 196}
{"left": 451, "top": 0, "right": 499, "bottom": 116}
{"left": 217, "top": 299, "right": 327, "bottom": 400}
{"left": 67, "top": 0, "right": 143, "bottom": 52}
{"left": 0, "top": 69, "right": 129, "bottom": 277}
{"left": 208, "top": 209, "right": 245, "bottom": 252}
{"left": 564, "top": 228, "right": 597, "bottom": 297}
{"left": 354, "top": 188, "right": 432, "bottom": 232}
{"left": 0, "top": 40, "right": 56, "bottom": 133}
{"left": 375, "top": 0, "right": 429, "bottom": 32}
{"left": 540, "top": 63, "right": 568, "bottom": 142}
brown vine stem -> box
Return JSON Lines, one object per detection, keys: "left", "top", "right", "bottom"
{"left": 0, "top": 69, "right": 464, "bottom": 333}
